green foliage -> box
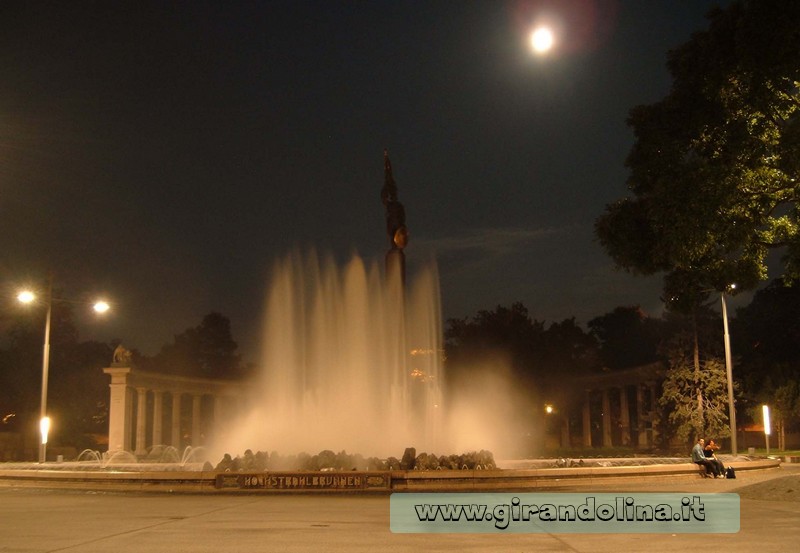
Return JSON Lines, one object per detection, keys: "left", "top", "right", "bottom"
{"left": 148, "top": 312, "right": 245, "bottom": 379}
{"left": 444, "top": 302, "right": 598, "bottom": 388}
{"left": 773, "top": 382, "right": 800, "bottom": 432}
{"left": 595, "top": 0, "right": 800, "bottom": 310}
{"left": 733, "top": 279, "right": 800, "bottom": 423}
{"left": 658, "top": 331, "right": 732, "bottom": 444}
{"left": 588, "top": 306, "right": 667, "bottom": 369}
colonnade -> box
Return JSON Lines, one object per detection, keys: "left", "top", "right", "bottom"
{"left": 103, "top": 366, "right": 242, "bottom": 455}
{"left": 556, "top": 363, "right": 664, "bottom": 450}
{"left": 577, "top": 382, "right": 660, "bottom": 448}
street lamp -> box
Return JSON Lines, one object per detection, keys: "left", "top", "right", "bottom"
{"left": 720, "top": 284, "right": 738, "bottom": 455}
{"left": 17, "top": 276, "right": 110, "bottom": 463}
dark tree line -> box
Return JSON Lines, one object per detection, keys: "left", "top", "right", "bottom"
{"left": 444, "top": 280, "right": 800, "bottom": 447}
{"left": 0, "top": 306, "right": 248, "bottom": 454}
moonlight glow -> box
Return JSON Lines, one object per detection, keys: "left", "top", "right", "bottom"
{"left": 531, "top": 27, "right": 554, "bottom": 53}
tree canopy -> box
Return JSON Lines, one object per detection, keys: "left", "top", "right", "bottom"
{"left": 733, "top": 278, "right": 800, "bottom": 434}
{"left": 587, "top": 306, "right": 667, "bottom": 369}
{"left": 595, "top": 0, "right": 800, "bottom": 310}
{"left": 444, "top": 302, "right": 599, "bottom": 393}
{"left": 147, "top": 312, "right": 246, "bottom": 379}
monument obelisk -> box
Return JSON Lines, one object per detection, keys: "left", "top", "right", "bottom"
{"left": 381, "top": 149, "right": 408, "bottom": 285}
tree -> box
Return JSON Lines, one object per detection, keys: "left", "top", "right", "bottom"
{"left": 149, "top": 312, "right": 245, "bottom": 379}
{"left": 658, "top": 330, "right": 732, "bottom": 445}
{"left": 539, "top": 317, "right": 599, "bottom": 376}
{"left": 49, "top": 340, "right": 113, "bottom": 448}
{"left": 771, "top": 382, "right": 800, "bottom": 451}
{"left": 595, "top": 0, "right": 800, "bottom": 310}
{"left": 444, "top": 304, "right": 598, "bottom": 413}
{"left": 587, "top": 306, "right": 667, "bottom": 369}
{"left": 734, "top": 279, "right": 800, "bottom": 436}
{"left": 444, "top": 302, "right": 545, "bottom": 389}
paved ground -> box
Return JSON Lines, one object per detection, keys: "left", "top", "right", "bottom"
{"left": 1, "top": 465, "right": 798, "bottom": 553}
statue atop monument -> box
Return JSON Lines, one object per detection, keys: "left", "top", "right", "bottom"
{"left": 112, "top": 344, "right": 133, "bottom": 366}
{"left": 382, "top": 149, "right": 408, "bottom": 250}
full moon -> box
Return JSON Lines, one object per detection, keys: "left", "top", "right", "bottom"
{"left": 531, "top": 27, "right": 554, "bottom": 53}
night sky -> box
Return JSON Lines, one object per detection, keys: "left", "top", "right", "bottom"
{"left": 1, "top": 1, "right": 739, "bottom": 361}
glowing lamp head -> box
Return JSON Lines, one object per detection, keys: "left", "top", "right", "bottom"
{"left": 40, "top": 417, "right": 51, "bottom": 445}
{"left": 544, "top": 404, "right": 554, "bottom": 414}
{"left": 17, "top": 290, "right": 35, "bottom": 304}
{"left": 93, "top": 301, "right": 110, "bottom": 314}
{"left": 531, "top": 27, "right": 554, "bottom": 53}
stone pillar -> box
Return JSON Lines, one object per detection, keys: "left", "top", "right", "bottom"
{"left": 582, "top": 391, "right": 592, "bottom": 447}
{"left": 636, "top": 384, "right": 648, "bottom": 447}
{"left": 560, "top": 416, "right": 570, "bottom": 448}
{"left": 601, "top": 388, "right": 612, "bottom": 447}
{"left": 191, "top": 394, "right": 202, "bottom": 446}
{"left": 124, "top": 387, "right": 133, "bottom": 452}
{"left": 152, "top": 390, "right": 164, "bottom": 447}
{"left": 102, "top": 367, "right": 131, "bottom": 452}
{"left": 648, "top": 382, "right": 659, "bottom": 445}
{"left": 134, "top": 387, "right": 148, "bottom": 456}
{"left": 213, "top": 395, "right": 224, "bottom": 425}
{"left": 619, "top": 386, "right": 631, "bottom": 446}
{"left": 171, "top": 392, "right": 182, "bottom": 449}
{"left": 212, "top": 395, "right": 225, "bottom": 444}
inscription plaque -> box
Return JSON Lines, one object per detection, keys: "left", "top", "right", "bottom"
{"left": 215, "top": 471, "right": 391, "bottom": 491}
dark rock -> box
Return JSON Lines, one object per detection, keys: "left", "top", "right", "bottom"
{"left": 400, "top": 447, "right": 417, "bottom": 470}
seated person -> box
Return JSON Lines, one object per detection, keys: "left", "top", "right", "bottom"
{"left": 704, "top": 439, "right": 726, "bottom": 478}
{"left": 691, "top": 438, "right": 718, "bottom": 477}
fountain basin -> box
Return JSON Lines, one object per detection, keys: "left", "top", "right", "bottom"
{"left": 0, "top": 457, "right": 781, "bottom": 493}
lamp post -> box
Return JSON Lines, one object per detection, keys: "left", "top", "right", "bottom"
{"left": 720, "top": 286, "right": 738, "bottom": 455}
{"left": 17, "top": 276, "right": 110, "bottom": 463}
{"left": 763, "top": 405, "right": 770, "bottom": 456}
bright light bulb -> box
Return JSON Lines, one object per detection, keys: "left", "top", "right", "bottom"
{"left": 93, "top": 301, "right": 110, "bottom": 313}
{"left": 17, "top": 290, "right": 35, "bottom": 304}
{"left": 40, "top": 417, "right": 51, "bottom": 445}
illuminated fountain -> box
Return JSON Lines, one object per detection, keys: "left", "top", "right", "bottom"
{"left": 212, "top": 249, "right": 444, "bottom": 458}
{"left": 212, "top": 152, "right": 447, "bottom": 459}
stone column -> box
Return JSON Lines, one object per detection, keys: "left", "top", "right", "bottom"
{"left": 102, "top": 367, "right": 131, "bottom": 453}
{"left": 560, "top": 416, "right": 570, "bottom": 448}
{"left": 619, "top": 386, "right": 631, "bottom": 446}
{"left": 213, "top": 395, "right": 224, "bottom": 425}
{"left": 171, "top": 392, "right": 182, "bottom": 449}
{"left": 212, "top": 395, "right": 225, "bottom": 444}
{"left": 582, "top": 391, "right": 592, "bottom": 448}
{"left": 636, "top": 384, "right": 648, "bottom": 447}
{"left": 648, "top": 382, "right": 659, "bottom": 445}
{"left": 152, "top": 390, "right": 164, "bottom": 447}
{"left": 124, "top": 387, "right": 133, "bottom": 452}
{"left": 601, "top": 388, "right": 612, "bottom": 447}
{"left": 191, "top": 394, "right": 202, "bottom": 446}
{"left": 134, "top": 387, "right": 148, "bottom": 456}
